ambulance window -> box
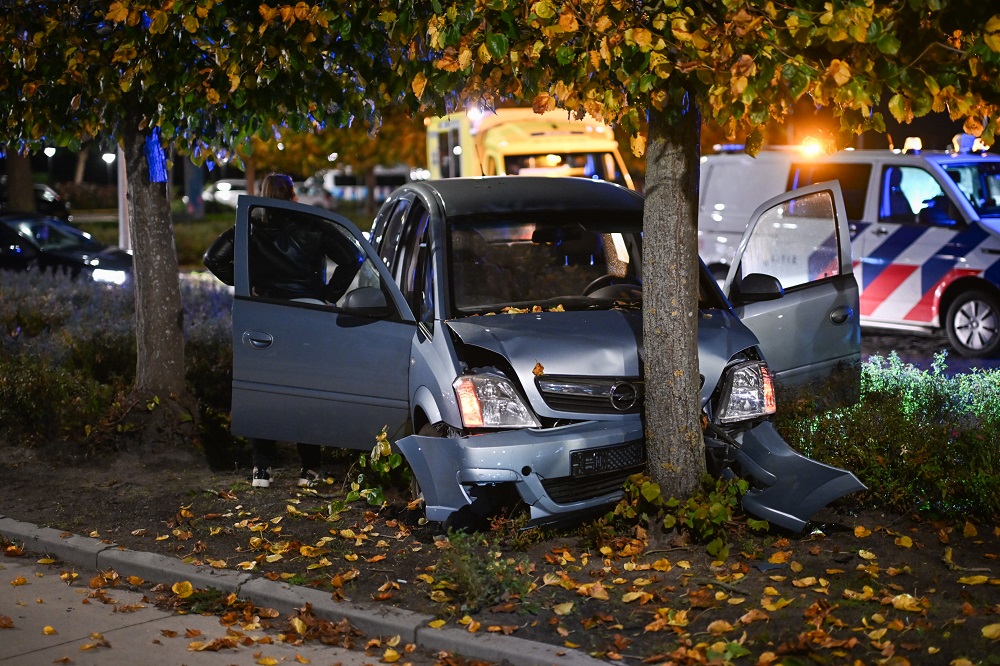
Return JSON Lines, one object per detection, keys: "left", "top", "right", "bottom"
{"left": 788, "top": 162, "right": 870, "bottom": 220}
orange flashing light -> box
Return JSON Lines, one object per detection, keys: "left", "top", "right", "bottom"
{"left": 454, "top": 377, "right": 484, "bottom": 428}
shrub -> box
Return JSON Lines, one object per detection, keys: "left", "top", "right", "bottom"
{"left": 776, "top": 352, "right": 1000, "bottom": 521}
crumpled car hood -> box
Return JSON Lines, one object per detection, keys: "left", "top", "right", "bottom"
{"left": 446, "top": 306, "right": 762, "bottom": 413}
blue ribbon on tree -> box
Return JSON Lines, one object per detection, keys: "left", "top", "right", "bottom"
{"left": 145, "top": 127, "right": 168, "bottom": 183}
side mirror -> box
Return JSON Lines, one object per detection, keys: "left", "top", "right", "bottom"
{"left": 731, "top": 273, "right": 784, "bottom": 304}
{"left": 342, "top": 285, "right": 393, "bottom": 317}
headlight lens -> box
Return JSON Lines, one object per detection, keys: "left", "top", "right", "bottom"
{"left": 91, "top": 268, "right": 128, "bottom": 285}
{"left": 715, "top": 361, "right": 776, "bottom": 423}
{"left": 453, "top": 374, "right": 541, "bottom": 429}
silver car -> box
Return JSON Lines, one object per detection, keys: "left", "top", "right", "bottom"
{"left": 229, "top": 177, "right": 864, "bottom": 531}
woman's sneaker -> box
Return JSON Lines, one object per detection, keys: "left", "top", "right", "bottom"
{"left": 298, "top": 469, "right": 321, "bottom": 488}
{"left": 252, "top": 467, "right": 272, "bottom": 488}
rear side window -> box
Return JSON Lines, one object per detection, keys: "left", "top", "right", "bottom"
{"left": 789, "top": 162, "right": 871, "bottom": 220}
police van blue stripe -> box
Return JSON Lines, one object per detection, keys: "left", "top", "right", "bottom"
{"left": 862, "top": 225, "right": 929, "bottom": 290}
{"left": 920, "top": 225, "right": 990, "bottom": 294}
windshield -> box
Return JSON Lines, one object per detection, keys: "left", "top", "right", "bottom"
{"left": 504, "top": 152, "right": 630, "bottom": 188}
{"left": 3, "top": 218, "right": 103, "bottom": 252}
{"left": 941, "top": 162, "right": 1000, "bottom": 217}
{"left": 448, "top": 215, "right": 641, "bottom": 314}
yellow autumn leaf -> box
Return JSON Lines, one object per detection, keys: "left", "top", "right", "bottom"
{"left": 858, "top": 549, "right": 877, "bottom": 560}
{"left": 290, "top": 617, "right": 307, "bottom": 635}
{"left": 894, "top": 536, "right": 913, "bottom": 548}
{"left": 890, "top": 593, "right": 924, "bottom": 612}
{"left": 958, "top": 575, "right": 989, "bottom": 585}
{"left": 172, "top": 581, "right": 194, "bottom": 598}
{"left": 552, "top": 602, "right": 574, "bottom": 615}
{"left": 36, "top": 558, "right": 55, "bottom": 565}
{"left": 11, "top": 576, "right": 27, "bottom": 586}
{"left": 792, "top": 577, "right": 818, "bottom": 587}
{"left": 428, "top": 619, "right": 446, "bottom": 628}
{"left": 986, "top": 16, "right": 1000, "bottom": 53}
{"left": 963, "top": 521, "right": 978, "bottom": 538}
{"left": 826, "top": 59, "right": 852, "bottom": 86}
{"left": 676, "top": 560, "right": 691, "bottom": 569}
{"left": 983, "top": 623, "right": 1000, "bottom": 640}
{"left": 707, "top": 619, "right": 733, "bottom": 635}
{"left": 854, "top": 525, "right": 871, "bottom": 537}
{"left": 43, "top": 625, "right": 57, "bottom": 635}
{"left": 256, "top": 658, "right": 279, "bottom": 666}
{"left": 383, "top": 647, "right": 400, "bottom": 663}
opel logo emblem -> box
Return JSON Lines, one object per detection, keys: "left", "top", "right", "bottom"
{"left": 609, "top": 382, "right": 637, "bottom": 411}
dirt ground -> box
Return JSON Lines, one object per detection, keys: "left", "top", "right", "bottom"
{"left": 1, "top": 439, "right": 998, "bottom": 666}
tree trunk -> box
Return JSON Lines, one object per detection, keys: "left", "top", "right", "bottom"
{"left": 5, "top": 153, "right": 35, "bottom": 213}
{"left": 120, "top": 120, "right": 198, "bottom": 454}
{"left": 642, "top": 104, "right": 705, "bottom": 499}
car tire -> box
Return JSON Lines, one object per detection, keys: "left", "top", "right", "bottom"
{"left": 945, "top": 289, "right": 1000, "bottom": 358}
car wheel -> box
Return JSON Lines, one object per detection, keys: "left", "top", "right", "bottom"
{"left": 945, "top": 289, "right": 1000, "bottom": 358}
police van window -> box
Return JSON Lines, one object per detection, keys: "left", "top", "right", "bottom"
{"left": 739, "top": 190, "right": 840, "bottom": 290}
{"left": 943, "top": 163, "right": 1000, "bottom": 216}
{"left": 879, "top": 166, "right": 951, "bottom": 226}
{"left": 788, "top": 162, "right": 871, "bottom": 220}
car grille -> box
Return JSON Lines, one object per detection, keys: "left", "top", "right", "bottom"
{"left": 540, "top": 439, "right": 646, "bottom": 504}
{"left": 541, "top": 465, "right": 645, "bottom": 504}
{"left": 536, "top": 376, "right": 644, "bottom": 414}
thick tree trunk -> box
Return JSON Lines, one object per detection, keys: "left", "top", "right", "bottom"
{"left": 642, "top": 104, "right": 705, "bottom": 499}
{"left": 5, "top": 153, "right": 35, "bottom": 213}
{"left": 120, "top": 120, "right": 198, "bottom": 453}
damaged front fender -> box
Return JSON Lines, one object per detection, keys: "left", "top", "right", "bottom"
{"left": 728, "top": 421, "right": 866, "bottom": 532}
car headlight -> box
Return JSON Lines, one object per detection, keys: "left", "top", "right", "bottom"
{"left": 715, "top": 361, "right": 776, "bottom": 424}
{"left": 91, "top": 268, "right": 128, "bottom": 285}
{"left": 453, "top": 374, "right": 541, "bottom": 429}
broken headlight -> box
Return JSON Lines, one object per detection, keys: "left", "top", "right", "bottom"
{"left": 453, "top": 374, "right": 541, "bottom": 429}
{"left": 715, "top": 361, "right": 776, "bottom": 424}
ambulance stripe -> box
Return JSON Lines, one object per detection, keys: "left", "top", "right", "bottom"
{"left": 904, "top": 268, "right": 980, "bottom": 322}
{"left": 862, "top": 226, "right": 929, "bottom": 290}
{"left": 860, "top": 264, "right": 919, "bottom": 316}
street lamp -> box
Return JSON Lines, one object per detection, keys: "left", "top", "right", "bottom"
{"left": 44, "top": 147, "right": 56, "bottom": 185}
{"left": 102, "top": 151, "right": 116, "bottom": 185}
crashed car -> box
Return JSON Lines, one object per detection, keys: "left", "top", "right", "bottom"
{"left": 228, "top": 176, "right": 864, "bottom": 531}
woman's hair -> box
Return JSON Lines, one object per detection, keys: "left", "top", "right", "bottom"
{"left": 260, "top": 173, "right": 295, "bottom": 201}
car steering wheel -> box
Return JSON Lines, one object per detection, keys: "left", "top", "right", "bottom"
{"left": 583, "top": 274, "right": 640, "bottom": 297}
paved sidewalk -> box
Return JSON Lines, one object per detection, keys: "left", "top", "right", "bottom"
{"left": 0, "top": 517, "right": 606, "bottom": 666}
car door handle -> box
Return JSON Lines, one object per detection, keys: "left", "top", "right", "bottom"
{"left": 242, "top": 330, "right": 274, "bottom": 349}
{"left": 829, "top": 306, "right": 853, "bottom": 325}
{"left": 874, "top": 227, "right": 890, "bottom": 236}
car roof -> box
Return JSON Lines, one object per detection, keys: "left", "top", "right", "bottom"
{"left": 401, "top": 177, "right": 644, "bottom": 220}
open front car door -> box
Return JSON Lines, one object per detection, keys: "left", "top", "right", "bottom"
{"left": 719, "top": 181, "right": 865, "bottom": 530}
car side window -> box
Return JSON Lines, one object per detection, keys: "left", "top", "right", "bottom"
{"left": 376, "top": 199, "right": 409, "bottom": 269}
{"left": 398, "top": 206, "right": 434, "bottom": 330}
{"left": 879, "top": 166, "right": 958, "bottom": 227}
{"left": 739, "top": 189, "right": 841, "bottom": 289}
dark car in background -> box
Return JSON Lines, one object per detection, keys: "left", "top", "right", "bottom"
{"left": 0, "top": 213, "right": 131, "bottom": 285}
{"left": 0, "top": 179, "right": 73, "bottom": 221}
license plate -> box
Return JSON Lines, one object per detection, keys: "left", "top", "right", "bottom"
{"left": 571, "top": 441, "right": 645, "bottom": 477}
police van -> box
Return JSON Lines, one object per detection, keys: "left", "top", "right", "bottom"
{"left": 699, "top": 138, "right": 1000, "bottom": 357}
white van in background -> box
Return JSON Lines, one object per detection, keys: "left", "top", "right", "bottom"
{"left": 699, "top": 138, "right": 1000, "bottom": 357}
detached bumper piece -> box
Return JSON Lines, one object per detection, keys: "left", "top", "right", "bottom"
{"left": 733, "top": 421, "right": 866, "bottom": 532}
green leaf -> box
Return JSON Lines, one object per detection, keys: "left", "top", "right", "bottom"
{"left": 486, "top": 33, "right": 509, "bottom": 60}
{"left": 876, "top": 33, "right": 900, "bottom": 56}
{"left": 641, "top": 481, "right": 661, "bottom": 503}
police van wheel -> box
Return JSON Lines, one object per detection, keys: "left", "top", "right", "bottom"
{"left": 945, "top": 290, "right": 1000, "bottom": 358}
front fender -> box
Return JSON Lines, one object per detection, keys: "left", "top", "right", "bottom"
{"left": 732, "top": 421, "right": 866, "bottom": 532}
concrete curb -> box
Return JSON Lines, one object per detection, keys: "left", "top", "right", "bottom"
{"left": 0, "top": 517, "right": 606, "bottom": 666}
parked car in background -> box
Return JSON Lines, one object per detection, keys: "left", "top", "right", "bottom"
{"left": 294, "top": 180, "right": 336, "bottom": 209}
{"left": 0, "top": 178, "right": 72, "bottom": 221}
{"left": 202, "top": 178, "right": 250, "bottom": 209}
{"left": 0, "top": 213, "right": 131, "bottom": 285}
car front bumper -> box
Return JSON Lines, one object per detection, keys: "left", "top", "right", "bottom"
{"left": 396, "top": 420, "right": 645, "bottom": 524}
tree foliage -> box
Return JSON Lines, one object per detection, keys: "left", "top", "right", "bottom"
{"left": 4, "top": 1, "right": 1000, "bottom": 489}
